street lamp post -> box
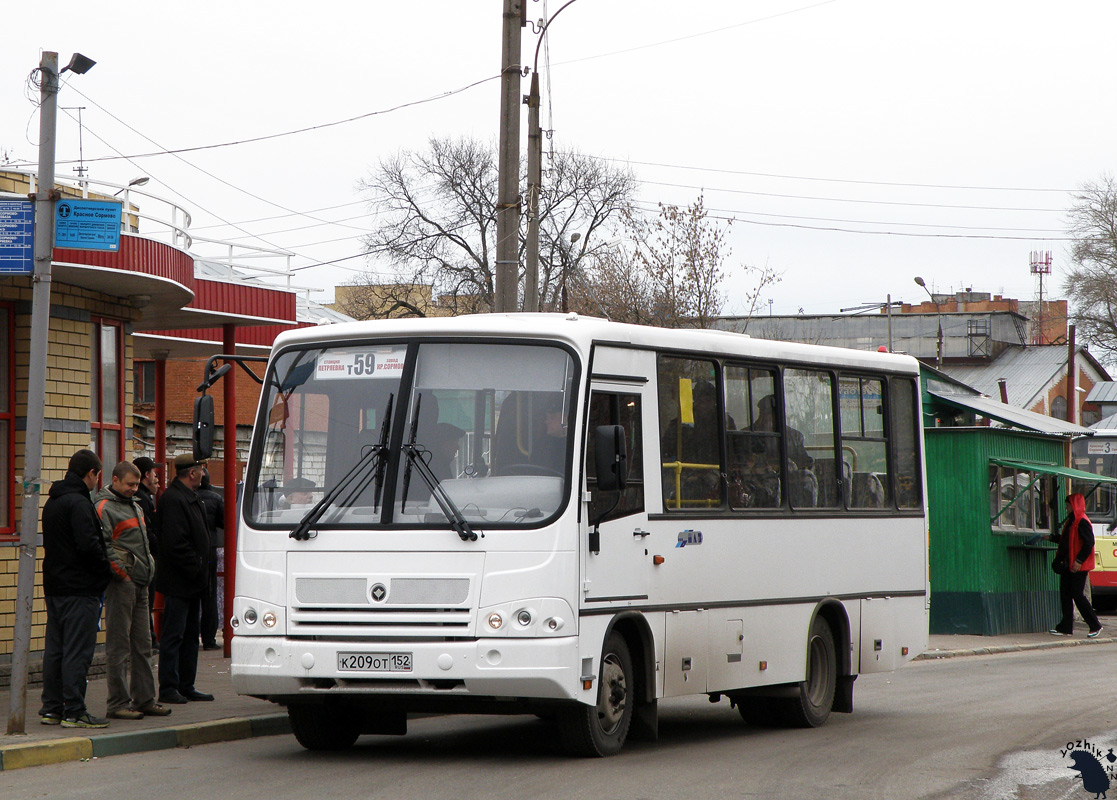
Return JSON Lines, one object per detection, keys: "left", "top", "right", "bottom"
{"left": 7, "top": 50, "right": 95, "bottom": 736}
{"left": 914, "top": 276, "right": 943, "bottom": 368}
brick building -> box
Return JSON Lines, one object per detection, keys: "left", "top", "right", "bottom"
{"left": 0, "top": 168, "right": 338, "bottom": 679}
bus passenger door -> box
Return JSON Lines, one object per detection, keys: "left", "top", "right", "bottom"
{"left": 582, "top": 381, "right": 653, "bottom": 607}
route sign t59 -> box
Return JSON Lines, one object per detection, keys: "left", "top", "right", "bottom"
{"left": 53, "top": 199, "right": 121, "bottom": 251}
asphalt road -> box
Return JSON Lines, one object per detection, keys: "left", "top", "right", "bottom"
{"left": 7, "top": 644, "right": 1117, "bottom": 800}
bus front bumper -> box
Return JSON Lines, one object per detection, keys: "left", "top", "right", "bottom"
{"left": 230, "top": 635, "right": 584, "bottom": 702}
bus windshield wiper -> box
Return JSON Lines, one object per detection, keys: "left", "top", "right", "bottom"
{"left": 401, "top": 444, "right": 480, "bottom": 542}
{"left": 290, "top": 394, "right": 393, "bottom": 541}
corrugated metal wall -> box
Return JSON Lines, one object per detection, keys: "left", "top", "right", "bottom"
{"left": 925, "top": 427, "right": 1064, "bottom": 634}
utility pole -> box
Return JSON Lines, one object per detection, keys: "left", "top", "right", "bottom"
{"left": 523, "top": 71, "right": 541, "bottom": 312}
{"left": 494, "top": 0, "right": 524, "bottom": 313}
{"left": 9, "top": 51, "right": 60, "bottom": 735}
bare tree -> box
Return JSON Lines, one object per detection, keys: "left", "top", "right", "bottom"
{"left": 572, "top": 196, "right": 781, "bottom": 329}
{"left": 353, "top": 136, "right": 636, "bottom": 316}
{"left": 1064, "top": 175, "right": 1117, "bottom": 364}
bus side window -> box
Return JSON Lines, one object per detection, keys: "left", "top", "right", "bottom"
{"left": 657, "top": 356, "right": 723, "bottom": 511}
{"left": 725, "top": 365, "right": 781, "bottom": 509}
{"left": 586, "top": 392, "right": 644, "bottom": 521}
{"left": 890, "top": 378, "right": 923, "bottom": 510}
{"left": 784, "top": 368, "right": 837, "bottom": 508}
{"left": 840, "top": 376, "right": 891, "bottom": 510}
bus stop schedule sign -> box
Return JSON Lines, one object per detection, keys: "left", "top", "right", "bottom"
{"left": 0, "top": 200, "right": 34, "bottom": 274}
{"left": 53, "top": 199, "right": 121, "bottom": 251}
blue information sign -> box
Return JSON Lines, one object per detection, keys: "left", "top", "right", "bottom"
{"left": 54, "top": 199, "right": 121, "bottom": 252}
{"left": 0, "top": 200, "right": 34, "bottom": 274}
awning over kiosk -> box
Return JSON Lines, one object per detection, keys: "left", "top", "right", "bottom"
{"left": 990, "top": 458, "right": 1117, "bottom": 486}
{"left": 988, "top": 458, "right": 1117, "bottom": 525}
{"left": 929, "top": 391, "right": 1092, "bottom": 436}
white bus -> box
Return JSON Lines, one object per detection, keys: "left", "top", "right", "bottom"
{"left": 222, "top": 314, "right": 928, "bottom": 756}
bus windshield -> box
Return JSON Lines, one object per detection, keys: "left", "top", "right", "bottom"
{"left": 246, "top": 339, "right": 577, "bottom": 530}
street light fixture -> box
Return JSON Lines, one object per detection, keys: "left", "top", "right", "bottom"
{"left": 112, "top": 176, "right": 150, "bottom": 197}
{"left": 61, "top": 53, "right": 96, "bottom": 75}
{"left": 914, "top": 276, "right": 943, "bottom": 367}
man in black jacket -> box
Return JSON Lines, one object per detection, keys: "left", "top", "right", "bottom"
{"left": 155, "top": 454, "right": 215, "bottom": 704}
{"left": 39, "top": 449, "right": 112, "bottom": 729}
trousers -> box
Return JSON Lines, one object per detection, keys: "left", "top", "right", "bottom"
{"left": 39, "top": 595, "right": 101, "bottom": 718}
{"left": 158, "top": 594, "right": 201, "bottom": 696}
{"left": 1057, "top": 570, "right": 1101, "bottom": 633}
{"left": 104, "top": 579, "right": 156, "bottom": 712}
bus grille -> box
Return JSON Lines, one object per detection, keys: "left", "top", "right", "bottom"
{"left": 290, "top": 576, "right": 473, "bottom": 637}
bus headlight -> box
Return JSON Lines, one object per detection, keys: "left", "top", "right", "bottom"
{"left": 263, "top": 611, "right": 277, "bottom": 628}
{"left": 516, "top": 610, "right": 532, "bottom": 627}
{"left": 487, "top": 613, "right": 503, "bottom": 630}
{"left": 243, "top": 608, "right": 258, "bottom": 625}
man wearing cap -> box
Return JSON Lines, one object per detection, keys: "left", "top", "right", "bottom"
{"left": 281, "top": 476, "right": 317, "bottom": 508}
{"left": 154, "top": 454, "right": 214, "bottom": 704}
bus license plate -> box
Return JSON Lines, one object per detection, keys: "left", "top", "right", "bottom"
{"left": 337, "top": 652, "right": 413, "bottom": 672}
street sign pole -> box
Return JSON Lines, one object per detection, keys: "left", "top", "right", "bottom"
{"left": 8, "top": 51, "right": 59, "bottom": 735}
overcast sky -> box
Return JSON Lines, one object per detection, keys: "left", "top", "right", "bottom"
{"left": 1, "top": 1, "right": 1111, "bottom": 317}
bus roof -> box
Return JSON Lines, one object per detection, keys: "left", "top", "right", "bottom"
{"left": 273, "top": 313, "right": 922, "bottom": 375}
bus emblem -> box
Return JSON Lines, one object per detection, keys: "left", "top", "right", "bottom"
{"left": 676, "top": 530, "right": 703, "bottom": 548}
{"left": 370, "top": 583, "right": 387, "bottom": 602}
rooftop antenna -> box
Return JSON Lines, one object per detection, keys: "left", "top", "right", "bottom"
{"left": 1029, "top": 251, "right": 1052, "bottom": 345}
{"left": 62, "top": 106, "right": 88, "bottom": 179}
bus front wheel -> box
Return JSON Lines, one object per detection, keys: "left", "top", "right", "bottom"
{"left": 288, "top": 701, "right": 362, "bottom": 751}
{"left": 558, "top": 632, "right": 634, "bottom": 757}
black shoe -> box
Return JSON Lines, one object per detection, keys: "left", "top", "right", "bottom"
{"left": 181, "top": 689, "right": 215, "bottom": 702}
{"left": 159, "top": 690, "right": 189, "bottom": 705}
{"left": 202, "top": 642, "right": 221, "bottom": 651}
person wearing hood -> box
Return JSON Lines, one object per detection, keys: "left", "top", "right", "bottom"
{"left": 1048, "top": 492, "right": 1103, "bottom": 638}
{"left": 38, "top": 449, "right": 113, "bottom": 729}
{"left": 94, "top": 461, "right": 171, "bottom": 721}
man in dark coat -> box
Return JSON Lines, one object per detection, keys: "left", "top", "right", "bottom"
{"left": 155, "top": 454, "right": 214, "bottom": 704}
{"left": 39, "top": 449, "right": 113, "bottom": 728}
{"left": 196, "top": 467, "right": 224, "bottom": 651}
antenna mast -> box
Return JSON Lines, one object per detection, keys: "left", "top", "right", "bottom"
{"left": 1029, "top": 250, "right": 1052, "bottom": 345}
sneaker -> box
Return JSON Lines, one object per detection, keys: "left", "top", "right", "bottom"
{"left": 1049, "top": 629, "right": 1070, "bottom": 636}
{"left": 40, "top": 712, "right": 62, "bottom": 726}
{"left": 107, "top": 708, "right": 144, "bottom": 720}
{"left": 136, "top": 702, "right": 172, "bottom": 717}
{"left": 1088, "top": 628, "right": 1103, "bottom": 639}
{"left": 61, "top": 712, "right": 109, "bottom": 729}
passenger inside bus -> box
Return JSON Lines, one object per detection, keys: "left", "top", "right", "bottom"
{"left": 492, "top": 392, "right": 567, "bottom": 477}
{"left": 755, "top": 395, "right": 818, "bottom": 508}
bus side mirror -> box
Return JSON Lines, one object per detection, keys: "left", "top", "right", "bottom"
{"left": 594, "top": 425, "right": 628, "bottom": 492}
{"left": 194, "top": 394, "right": 215, "bottom": 460}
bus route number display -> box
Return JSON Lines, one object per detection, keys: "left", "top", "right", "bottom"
{"left": 315, "top": 348, "right": 406, "bottom": 381}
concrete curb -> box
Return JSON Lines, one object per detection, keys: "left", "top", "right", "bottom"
{"left": 916, "top": 634, "right": 1117, "bottom": 660}
{"left": 0, "top": 713, "right": 290, "bottom": 771}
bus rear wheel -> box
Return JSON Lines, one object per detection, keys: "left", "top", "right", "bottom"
{"left": 288, "top": 701, "right": 362, "bottom": 751}
{"left": 557, "top": 632, "right": 634, "bottom": 757}
{"left": 779, "top": 616, "right": 837, "bottom": 728}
